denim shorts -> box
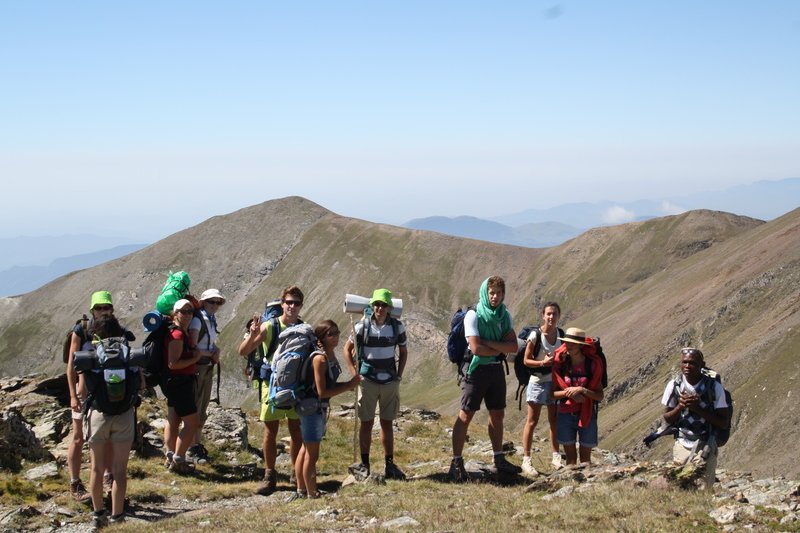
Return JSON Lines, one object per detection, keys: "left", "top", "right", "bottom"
{"left": 556, "top": 409, "right": 598, "bottom": 448}
{"left": 299, "top": 408, "right": 328, "bottom": 443}
{"left": 526, "top": 380, "right": 553, "bottom": 405}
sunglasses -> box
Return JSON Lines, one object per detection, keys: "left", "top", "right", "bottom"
{"left": 206, "top": 299, "right": 224, "bottom": 305}
{"left": 283, "top": 300, "right": 303, "bottom": 307}
{"left": 176, "top": 308, "right": 194, "bottom": 315}
{"left": 681, "top": 348, "right": 702, "bottom": 357}
{"left": 93, "top": 305, "right": 113, "bottom": 312}
{"left": 372, "top": 302, "right": 388, "bottom": 309}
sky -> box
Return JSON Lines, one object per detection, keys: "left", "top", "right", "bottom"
{"left": 1, "top": 1, "right": 799, "bottom": 241}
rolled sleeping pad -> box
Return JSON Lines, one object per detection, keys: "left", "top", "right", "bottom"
{"left": 343, "top": 293, "right": 403, "bottom": 318}
{"left": 142, "top": 311, "right": 162, "bottom": 332}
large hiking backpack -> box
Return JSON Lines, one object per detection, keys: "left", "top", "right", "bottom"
{"left": 77, "top": 337, "right": 141, "bottom": 415}
{"left": 155, "top": 271, "right": 191, "bottom": 315}
{"left": 267, "top": 323, "right": 318, "bottom": 410}
{"left": 355, "top": 315, "right": 401, "bottom": 384}
{"left": 673, "top": 367, "right": 733, "bottom": 447}
{"left": 446, "top": 307, "right": 472, "bottom": 377}
{"left": 513, "top": 326, "right": 565, "bottom": 410}
{"left": 588, "top": 337, "right": 609, "bottom": 390}
{"left": 140, "top": 317, "right": 175, "bottom": 390}
{"left": 62, "top": 315, "right": 90, "bottom": 364}
{"left": 245, "top": 299, "right": 284, "bottom": 385}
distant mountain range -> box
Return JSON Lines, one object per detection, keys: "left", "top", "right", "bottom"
{"left": 404, "top": 178, "right": 799, "bottom": 247}
{"left": 0, "top": 243, "right": 146, "bottom": 297}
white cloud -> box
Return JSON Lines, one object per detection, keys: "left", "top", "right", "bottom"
{"left": 660, "top": 201, "right": 687, "bottom": 215}
{"left": 602, "top": 206, "right": 637, "bottom": 225}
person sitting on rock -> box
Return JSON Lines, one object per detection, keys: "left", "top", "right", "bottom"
{"left": 662, "top": 347, "right": 729, "bottom": 490}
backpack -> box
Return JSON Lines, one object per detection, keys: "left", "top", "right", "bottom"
{"left": 62, "top": 315, "right": 90, "bottom": 364}
{"left": 155, "top": 271, "right": 191, "bottom": 315}
{"left": 355, "top": 315, "right": 401, "bottom": 384}
{"left": 245, "top": 299, "right": 284, "bottom": 383}
{"left": 513, "top": 326, "right": 565, "bottom": 410}
{"left": 140, "top": 317, "right": 175, "bottom": 390}
{"left": 673, "top": 367, "right": 733, "bottom": 447}
{"left": 588, "top": 337, "right": 609, "bottom": 390}
{"left": 266, "top": 323, "right": 318, "bottom": 410}
{"left": 79, "top": 337, "right": 141, "bottom": 416}
{"left": 446, "top": 307, "right": 472, "bottom": 377}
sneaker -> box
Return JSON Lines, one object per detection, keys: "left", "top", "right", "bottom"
{"left": 448, "top": 457, "right": 468, "bottom": 483}
{"left": 256, "top": 468, "right": 277, "bottom": 495}
{"left": 70, "top": 479, "right": 92, "bottom": 503}
{"left": 168, "top": 458, "right": 195, "bottom": 475}
{"left": 109, "top": 512, "right": 125, "bottom": 524}
{"left": 521, "top": 456, "right": 538, "bottom": 476}
{"left": 188, "top": 444, "right": 209, "bottom": 465}
{"left": 493, "top": 454, "right": 522, "bottom": 475}
{"left": 551, "top": 452, "right": 563, "bottom": 470}
{"left": 92, "top": 510, "right": 108, "bottom": 529}
{"left": 384, "top": 461, "right": 407, "bottom": 481}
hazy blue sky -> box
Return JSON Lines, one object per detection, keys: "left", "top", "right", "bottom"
{"left": 2, "top": 1, "right": 798, "bottom": 240}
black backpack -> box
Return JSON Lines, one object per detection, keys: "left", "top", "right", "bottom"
{"left": 80, "top": 337, "right": 141, "bottom": 416}
{"left": 673, "top": 367, "right": 733, "bottom": 447}
{"left": 62, "top": 315, "right": 90, "bottom": 364}
{"left": 141, "top": 317, "right": 175, "bottom": 390}
{"left": 513, "top": 326, "right": 565, "bottom": 410}
{"left": 446, "top": 306, "right": 473, "bottom": 380}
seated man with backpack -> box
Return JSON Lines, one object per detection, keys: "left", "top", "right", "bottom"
{"left": 662, "top": 347, "right": 730, "bottom": 491}
{"left": 238, "top": 286, "right": 306, "bottom": 495}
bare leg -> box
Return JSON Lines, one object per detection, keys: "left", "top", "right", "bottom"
{"left": 88, "top": 444, "right": 107, "bottom": 512}
{"left": 263, "top": 420, "right": 279, "bottom": 470}
{"left": 175, "top": 413, "right": 198, "bottom": 458}
{"left": 563, "top": 444, "right": 578, "bottom": 465}
{"left": 109, "top": 440, "right": 132, "bottom": 516}
{"left": 287, "top": 418, "right": 302, "bottom": 466}
{"left": 359, "top": 419, "right": 374, "bottom": 458}
{"left": 379, "top": 418, "right": 394, "bottom": 458}
{"left": 546, "top": 404, "right": 559, "bottom": 454}
{"left": 487, "top": 409, "right": 505, "bottom": 453}
{"left": 522, "top": 403, "right": 543, "bottom": 456}
{"left": 452, "top": 410, "right": 475, "bottom": 457}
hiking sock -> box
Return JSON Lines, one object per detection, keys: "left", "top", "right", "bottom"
{"left": 361, "top": 453, "right": 370, "bottom": 469}
{"left": 452, "top": 455, "right": 462, "bottom": 461}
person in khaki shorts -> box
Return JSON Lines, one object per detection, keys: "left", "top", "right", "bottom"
{"left": 343, "top": 288, "right": 408, "bottom": 480}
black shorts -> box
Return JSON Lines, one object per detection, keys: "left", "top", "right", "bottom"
{"left": 163, "top": 374, "right": 197, "bottom": 418}
{"left": 460, "top": 363, "right": 506, "bottom": 412}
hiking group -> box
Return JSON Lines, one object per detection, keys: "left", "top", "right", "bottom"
{"left": 64, "top": 273, "right": 730, "bottom": 525}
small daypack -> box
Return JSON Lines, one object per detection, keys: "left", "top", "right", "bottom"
{"left": 62, "top": 315, "right": 90, "bottom": 364}
{"left": 155, "top": 271, "right": 191, "bottom": 315}
{"left": 79, "top": 337, "right": 141, "bottom": 416}
{"left": 267, "top": 323, "right": 318, "bottom": 411}
{"left": 513, "top": 326, "right": 565, "bottom": 410}
{"left": 673, "top": 367, "right": 733, "bottom": 447}
{"left": 140, "top": 317, "right": 175, "bottom": 390}
{"left": 446, "top": 306, "right": 472, "bottom": 378}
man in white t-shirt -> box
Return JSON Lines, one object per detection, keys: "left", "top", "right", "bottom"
{"left": 661, "top": 347, "right": 729, "bottom": 490}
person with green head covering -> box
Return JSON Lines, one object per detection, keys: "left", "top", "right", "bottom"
{"left": 449, "top": 276, "right": 521, "bottom": 481}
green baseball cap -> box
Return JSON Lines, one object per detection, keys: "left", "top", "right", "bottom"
{"left": 90, "top": 290, "right": 113, "bottom": 310}
{"left": 369, "top": 288, "right": 393, "bottom": 307}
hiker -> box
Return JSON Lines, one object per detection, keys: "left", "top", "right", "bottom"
{"left": 343, "top": 288, "right": 408, "bottom": 480}
{"left": 187, "top": 288, "right": 225, "bottom": 464}
{"left": 449, "top": 276, "right": 520, "bottom": 481}
{"left": 662, "top": 347, "right": 729, "bottom": 490}
{"left": 238, "top": 286, "right": 306, "bottom": 494}
{"left": 65, "top": 290, "right": 132, "bottom": 502}
{"left": 521, "top": 301, "right": 563, "bottom": 473}
{"left": 82, "top": 314, "right": 143, "bottom": 527}
{"left": 294, "top": 320, "right": 361, "bottom": 498}
{"left": 163, "top": 298, "right": 202, "bottom": 474}
{"left": 551, "top": 327, "right": 605, "bottom": 466}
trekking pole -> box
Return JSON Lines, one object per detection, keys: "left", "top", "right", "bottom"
{"left": 350, "top": 315, "right": 359, "bottom": 463}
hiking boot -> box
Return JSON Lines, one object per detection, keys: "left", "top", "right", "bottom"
{"left": 70, "top": 479, "right": 91, "bottom": 503}
{"left": 521, "top": 456, "right": 538, "bottom": 476}
{"left": 493, "top": 454, "right": 522, "bottom": 475}
{"left": 448, "top": 457, "right": 468, "bottom": 483}
{"left": 92, "top": 510, "right": 108, "bottom": 529}
{"left": 551, "top": 452, "right": 563, "bottom": 470}
{"left": 347, "top": 462, "right": 370, "bottom": 481}
{"left": 164, "top": 451, "right": 175, "bottom": 469}
{"left": 168, "top": 458, "right": 195, "bottom": 475}
{"left": 256, "top": 468, "right": 278, "bottom": 495}
{"left": 188, "top": 444, "right": 209, "bottom": 465}
{"left": 384, "top": 461, "right": 406, "bottom": 481}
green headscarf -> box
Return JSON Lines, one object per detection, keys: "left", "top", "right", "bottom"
{"left": 467, "top": 277, "right": 512, "bottom": 375}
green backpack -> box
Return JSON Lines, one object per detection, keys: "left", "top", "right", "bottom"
{"left": 155, "top": 271, "right": 191, "bottom": 315}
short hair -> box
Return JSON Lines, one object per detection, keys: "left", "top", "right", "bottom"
{"left": 486, "top": 276, "right": 505, "bottom": 293}
{"left": 541, "top": 301, "right": 561, "bottom": 316}
{"left": 282, "top": 285, "right": 304, "bottom": 303}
